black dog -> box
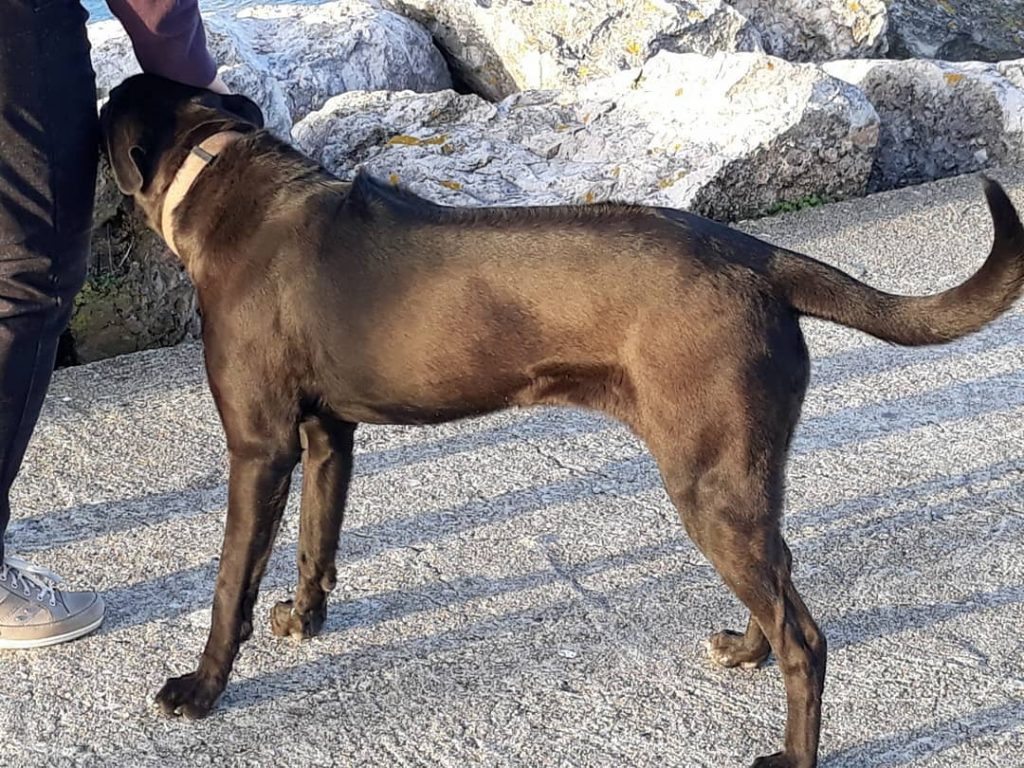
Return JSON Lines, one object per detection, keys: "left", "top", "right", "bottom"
{"left": 100, "top": 74, "right": 1024, "bottom": 768}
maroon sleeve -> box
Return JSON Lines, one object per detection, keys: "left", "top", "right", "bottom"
{"left": 106, "top": 0, "right": 217, "bottom": 88}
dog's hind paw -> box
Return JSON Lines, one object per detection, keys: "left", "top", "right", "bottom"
{"left": 154, "top": 671, "right": 223, "bottom": 719}
{"left": 270, "top": 599, "right": 326, "bottom": 640}
{"left": 706, "top": 629, "right": 770, "bottom": 670}
{"left": 751, "top": 752, "right": 810, "bottom": 768}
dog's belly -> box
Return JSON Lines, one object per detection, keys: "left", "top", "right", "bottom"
{"left": 324, "top": 358, "right": 635, "bottom": 427}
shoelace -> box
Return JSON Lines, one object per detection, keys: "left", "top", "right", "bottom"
{"left": 0, "top": 556, "right": 59, "bottom": 607}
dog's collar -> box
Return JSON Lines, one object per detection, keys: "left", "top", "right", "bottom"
{"left": 160, "top": 131, "right": 245, "bottom": 256}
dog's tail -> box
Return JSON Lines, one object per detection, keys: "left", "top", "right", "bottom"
{"left": 770, "top": 177, "right": 1024, "bottom": 345}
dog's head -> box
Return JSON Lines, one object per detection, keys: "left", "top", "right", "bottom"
{"left": 99, "top": 73, "right": 264, "bottom": 225}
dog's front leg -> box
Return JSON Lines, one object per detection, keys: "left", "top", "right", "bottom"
{"left": 271, "top": 417, "right": 356, "bottom": 640}
{"left": 156, "top": 450, "right": 297, "bottom": 718}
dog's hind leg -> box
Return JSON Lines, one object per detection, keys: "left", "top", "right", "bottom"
{"left": 654, "top": 442, "right": 824, "bottom": 768}
{"left": 271, "top": 416, "right": 356, "bottom": 640}
{"left": 706, "top": 540, "right": 792, "bottom": 670}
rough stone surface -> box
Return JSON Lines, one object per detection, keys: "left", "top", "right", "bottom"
{"left": 234, "top": 1, "right": 451, "bottom": 123}
{"left": 295, "top": 51, "right": 879, "bottom": 220}
{"left": 93, "top": 153, "right": 126, "bottom": 231}
{"left": 730, "top": 0, "right": 889, "bottom": 61}
{"left": 88, "top": 19, "right": 141, "bottom": 107}
{"left": 78, "top": 215, "right": 200, "bottom": 364}
{"left": 2, "top": 170, "right": 1024, "bottom": 767}
{"left": 886, "top": 0, "right": 1024, "bottom": 63}
{"left": 825, "top": 57, "right": 1024, "bottom": 191}
{"left": 381, "top": 0, "right": 763, "bottom": 100}
{"left": 89, "top": 1, "right": 450, "bottom": 137}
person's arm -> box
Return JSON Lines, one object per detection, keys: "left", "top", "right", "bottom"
{"left": 106, "top": 0, "right": 227, "bottom": 91}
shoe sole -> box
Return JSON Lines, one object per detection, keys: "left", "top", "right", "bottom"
{"left": 0, "top": 614, "right": 105, "bottom": 650}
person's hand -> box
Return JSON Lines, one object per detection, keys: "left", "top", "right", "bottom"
{"left": 207, "top": 74, "right": 231, "bottom": 95}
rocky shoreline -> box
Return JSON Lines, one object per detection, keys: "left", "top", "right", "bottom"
{"left": 73, "top": 0, "right": 1024, "bottom": 364}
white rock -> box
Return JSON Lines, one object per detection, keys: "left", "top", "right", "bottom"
{"left": 89, "top": 0, "right": 449, "bottom": 222}
{"left": 88, "top": 20, "right": 140, "bottom": 105}
{"left": 294, "top": 51, "right": 879, "bottom": 220}
{"left": 825, "top": 58, "right": 1024, "bottom": 191}
{"left": 235, "top": 0, "right": 451, "bottom": 122}
{"left": 887, "top": 0, "right": 1024, "bottom": 63}
{"left": 381, "top": 0, "right": 763, "bottom": 100}
{"left": 89, "top": 0, "right": 449, "bottom": 135}
{"left": 730, "top": 0, "right": 889, "bottom": 61}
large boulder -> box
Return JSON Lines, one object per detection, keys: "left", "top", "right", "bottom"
{"left": 886, "top": 0, "right": 1024, "bottom": 63}
{"left": 233, "top": 1, "right": 451, "bottom": 122}
{"left": 825, "top": 58, "right": 1024, "bottom": 191}
{"left": 381, "top": 0, "right": 762, "bottom": 100}
{"left": 89, "top": 1, "right": 450, "bottom": 135}
{"left": 79, "top": 218, "right": 199, "bottom": 364}
{"left": 295, "top": 51, "right": 879, "bottom": 220}
{"left": 729, "top": 0, "right": 889, "bottom": 61}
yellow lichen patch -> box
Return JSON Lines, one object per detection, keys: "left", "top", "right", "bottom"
{"left": 438, "top": 180, "right": 463, "bottom": 191}
{"left": 625, "top": 40, "right": 642, "bottom": 56}
{"left": 937, "top": 0, "right": 956, "bottom": 14}
{"left": 657, "top": 177, "right": 674, "bottom": 189}
{"left": 687, "top": 10, "right": 705, "bottom": 21}
{"left": 848, "top": 1, "right": 861, "bottom": 12}
{"left": 387, "top": 133, "right": 449, "bottom": 146}
{"left": 555, "top": 123, "right": 570, "bottom": 132}
{"left": 944, "top": 72, "right": 965, "bottom": 86}
{"left": 584, "top": 191, "right": 596, "bottom": 204}
{"left": 675, "top": 87, "right": 684, "bottom": 96}
{"left": 612, "top": 166, "right": 621, "bottom": 177}
{"left": 388, "top": 173, "right": 400, "bottom": 186}
{"left": 577, "top": 64, "right": 591, "bottom": 79}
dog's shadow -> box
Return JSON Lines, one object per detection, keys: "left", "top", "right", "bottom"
{"left": 819, "top": 697, "right": 1024, "bottom": 767}
{"left": 212, "top": 563, "right": 1024, "bottom": 768}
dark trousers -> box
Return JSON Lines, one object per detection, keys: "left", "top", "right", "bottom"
{"left": 0, "top": 0, "right": 98, "bottom": 563}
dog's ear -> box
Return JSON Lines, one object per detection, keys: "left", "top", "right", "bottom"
{"left": 194, "top": 91, "right": 265, "bottom": 129}
{"left": 106, "top": 123, "right": 147, "bottom": 195}
{"left": 222, "top": 93, "right": 265, "bottom": 129}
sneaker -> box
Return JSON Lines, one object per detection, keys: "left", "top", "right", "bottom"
{"left": 0, "top": 555, "right": 105, "bottom": 649}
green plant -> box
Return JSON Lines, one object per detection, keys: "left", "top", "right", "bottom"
{"left": 765, "top": 193, "right": 831, "bottom": 216}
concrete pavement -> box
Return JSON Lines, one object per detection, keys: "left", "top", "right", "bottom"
{"left": 2, "top": 169, "right": 1024, "bottom": 767}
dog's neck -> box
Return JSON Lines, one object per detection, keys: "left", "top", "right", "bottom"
{"left": 160, "top": 131, "right": 244, "bottom": 257}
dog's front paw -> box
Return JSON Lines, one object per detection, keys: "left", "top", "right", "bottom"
{"left": 706, "top": 629, "right": 770, "bottom": 670}
{"left": 270, "top": 599, "right": 326, "bottom": 640}
{"left": 154, "top": 671, "right": 223, "bottom": 719}
{"left": 751, "top": 751, "right": 810, "bottom": 768}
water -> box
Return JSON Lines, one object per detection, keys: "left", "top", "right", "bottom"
{"left": 83, "top": 0, "right": 305, "bottom": 23}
